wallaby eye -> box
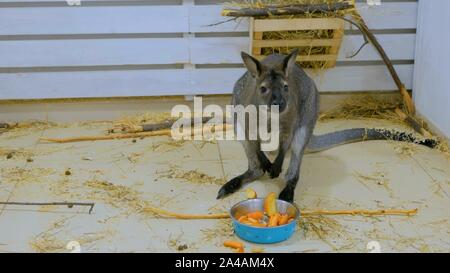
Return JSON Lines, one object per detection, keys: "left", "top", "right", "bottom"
{"left": 283, "top": 84, "right": 289, "bottom": 92}
{"left": 260, "top": 86, "right": 268, "bottom": 94}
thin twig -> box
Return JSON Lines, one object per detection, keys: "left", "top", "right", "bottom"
{"left": 0, "top": 201, "right": 95, "bottom": 214}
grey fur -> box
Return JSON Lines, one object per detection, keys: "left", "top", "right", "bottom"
{"left": 216, "top": 50, "right": 436, "bottom": 202}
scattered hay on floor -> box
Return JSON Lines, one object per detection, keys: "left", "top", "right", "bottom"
{"left": 319, "top": 95, "right": 404, "bottom": 122}
{"left": 0, "top": 167, "right": 56, "bottom": 185}
{"left": 354, "top": 171, "right": 391, "bottom": 193}
{"left": 29, "top": 217, "right": 114, "bottom": 253}
{"left": 201, "top": 219, "right": 234, "bottom": 242}
{"left": 298, "top": 215, "right": 355, "bottom": 250}
{"left": 84, "top": 179, "right": 148, "bottom": 212}
{"left": 158, "top": 168, "right": 225, "bottom": 186}
{"left": 151, "top": 140, "right": 187, "bottom": 152}
{"left": 0, "top": 147, "right": 34, "bottom": 160}
{"left": 393, "top": 142, "right": 418, "bottom": 157}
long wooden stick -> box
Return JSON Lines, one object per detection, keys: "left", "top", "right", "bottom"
{"left": 142, "top": 206, "right": 418, "bottom": 219}
{"left": 40, "top": 124, "right": 233, "bottom": 144}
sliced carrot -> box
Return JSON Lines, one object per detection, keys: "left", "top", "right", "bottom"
{"left": 223, "top": 241, "right": 243, "bottom": 249}
{"left": 247, "top": 211, "right": 264, "bottom": 220}
{"left": 235, "top": 247, "right": 244, "bottom": 253}
{"left": 264, "top": 192, "right": 278, "bottom": 217}
{"left": 238, "top": 215, "right": 248, "bottom": 223}
{"left": 247, "top": 217, "right": 258, "bottom": 224}
{"left": 278, "top": 214, "right": 289, "bottom": 225}
{"left": 249, "top": 222, "right": 267, "bottom": 228}
{"left": 288, "top": 218, "right": 294, "bottom": 223}
{"left": 268, "top": 213, "right": 281, "bottom": 227}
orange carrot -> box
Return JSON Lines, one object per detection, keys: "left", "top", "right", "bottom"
{"left": 247, "top": 217, "right": 258, "bottom": 224}
{"left": 279, "top": 214, "right": 289, "bottom": 225}
{"left": 268, "top": 213, "right": 281, "bottom": 227}
{"left": 238, "top": 215, "right": 248, "bottom": 223}
{"left": 247, "top": 211, "right": 264, "bottom": 220}
{"left": 235, "top": 247, "right": 244, "bottom": 253}
{"left": 264, "top": 192, "right": 278, "bottom": 217}
{"left": 223, "top": 241, "right": 243, "bottom": 249}
{"left": 288, "top": 218, "right": 294, "bottom": 223}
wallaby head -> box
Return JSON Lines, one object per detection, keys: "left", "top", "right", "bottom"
{"left": 240, "top": 49, "right": 299, "bottom": 113}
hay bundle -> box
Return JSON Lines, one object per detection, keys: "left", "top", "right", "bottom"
{"left": 224, "top": 0, "right": 358, "bottom": 69}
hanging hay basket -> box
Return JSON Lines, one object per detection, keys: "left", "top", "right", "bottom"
{"left": 250, "top": 17, "right": 345, "bottom": 69}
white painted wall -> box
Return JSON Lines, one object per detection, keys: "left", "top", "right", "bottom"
{"left": 0, "top": 0, "right": 418, "bottom": 99}
{"left": 413, "top": 0, "right": 450, "bottom": 138}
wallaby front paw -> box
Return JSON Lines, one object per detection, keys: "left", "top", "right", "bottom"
{"left": 216, "top": 177, "right": 242, "bottom": 199}
{"left": 279, "top": 187, "right": 294, "bottom": 203}
{"left": 269, "top": 162, "right": 282, "bottom": 178}
{"left": 257, "top": 152, "right": 272, "bottom": 173}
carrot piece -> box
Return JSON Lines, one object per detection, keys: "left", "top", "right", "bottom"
{"left": 238, "top": 215, "right": 248, "bottom": 223}
{"left": 247, "top": 211, "right": 264, "bottom": 220}
{"left": 278, "top": 214, "right": 289, "bottom": 225}
{"left": 223, "top": 241, "right": 244, "bottom": 249}
{"left": 246, "top": 188, "right": 257, "bottom": 199}
{"left": 247, "top": 217, "right": 258, "bottom": 224}
{"left": 288, "top": 218, "right": 294, "bottom": 223}
{"left": 268, "top": 213, "right": 281, "bottom": 227}
{"left": 235, "top": 247, "right": 244, "bottom": 253}
{"left": 249, "top": 222, "right": 267, "bottom": 228}
{"left": 264, "top": 192, "right": 278, "bottom": 217}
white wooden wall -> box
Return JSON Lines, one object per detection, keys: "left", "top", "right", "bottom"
{"left": 0, "top": 0, "right": 418, "bottom": 99}
{"left": 413, "top": 0, "right": 450, "bottom": 138}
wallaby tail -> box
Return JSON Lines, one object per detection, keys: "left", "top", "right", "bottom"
{"left": 307, "top": 128, "right": 438, "bottom": 153}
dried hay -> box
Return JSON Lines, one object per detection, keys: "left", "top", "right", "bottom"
{"left": 29, "top": 217, "right": 114, "bottom": 253}
{"left": 201, "top": 219, "right": 234, "bottom": 241}
{"left": 394, "top": 142, "right": 418, "bottom": 157}
{"left": 298, "top": 214, "right": 354, "bottom": 250}
{"left": 354, "top": 171, "right": 393, "bottom": 197}
{"left": 84, "top": 179, "right": 148, "bottom": 212}
{"left": 319, "top": 95, "right": 404, "bottom": 122}
{"left": 158, "top": 168, "right": 225, "bottom": 186}
{"left": 228, "top": 0, "right": 358, "bottom": 69}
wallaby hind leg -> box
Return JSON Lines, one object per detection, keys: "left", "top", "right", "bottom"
{"left": 279, "top": 127, "right": 311, "bottom": 202}
{"left": 217, "top": 140, "right": 267, "bottom": 199}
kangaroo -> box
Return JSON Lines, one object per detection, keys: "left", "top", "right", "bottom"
{"left": 216, "top": 49, "right": 437, "bottom": 203}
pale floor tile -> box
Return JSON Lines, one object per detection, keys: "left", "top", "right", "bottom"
{"left": 0, "top": 119, "right": 449, "bottom": 252}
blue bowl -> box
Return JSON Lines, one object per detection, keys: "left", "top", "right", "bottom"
{"left": 230, "top": 198, "right": 300, "bottom": 244}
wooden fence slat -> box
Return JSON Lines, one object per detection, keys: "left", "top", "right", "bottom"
{"left": 0, "top": 65, "right": 413, "bottom": 99}
{"left": 0, "top": 6, "right": 189, "bottom": 35}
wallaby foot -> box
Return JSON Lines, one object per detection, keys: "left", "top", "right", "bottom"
{"left": 216, "top": 169, "right": 264, "bottom": 199}
{"left": 268, "top": 150, "right": 285, "bottom": 178}
{"left": 216, "top": 177, "right": 242, "bottom": 199}
{"left": 268, "top": 160, "right": 282, "bottom": 178}
{"left": 257, "top": 151, "right": 272, "bottom": 173}
{"left": 279, "top": 184, "right": 295, "bottom": 203}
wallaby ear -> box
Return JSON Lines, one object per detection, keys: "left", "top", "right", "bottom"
{"left": 241, "top": 51, "right": 262, "bottom": 78}
{"left": 282, "top": 48, "right": 299, "bottom": 77}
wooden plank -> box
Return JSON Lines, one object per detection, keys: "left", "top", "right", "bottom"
{"left": 190, "top": 65, "right": 414, "bottom": 94}
{"left": 0, "top": 65, "right": 414, "bottom": 99}
{"left": 0, "top": 6, "right": 189, "bottom": 35}
{"left": 190, "top": 34, "right": 415, "bottom": 64}
{"left": 0, "top": 34, "right": 414, "bottom": 68}
{"left": 254, "top": 18, "right": 343, "bottom": 32}
{"left": 190, "top": 2, "right": 418, "bottom": 33}
{"left": 0, "top": 69, "right": 191, "bottom": 99}
{"left": 0, "top": 38, "right": 189, "bottom": 67}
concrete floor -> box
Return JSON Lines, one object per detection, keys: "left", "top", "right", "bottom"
{"left": 0, "top": 114, "right": 449, "bottom": 253}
